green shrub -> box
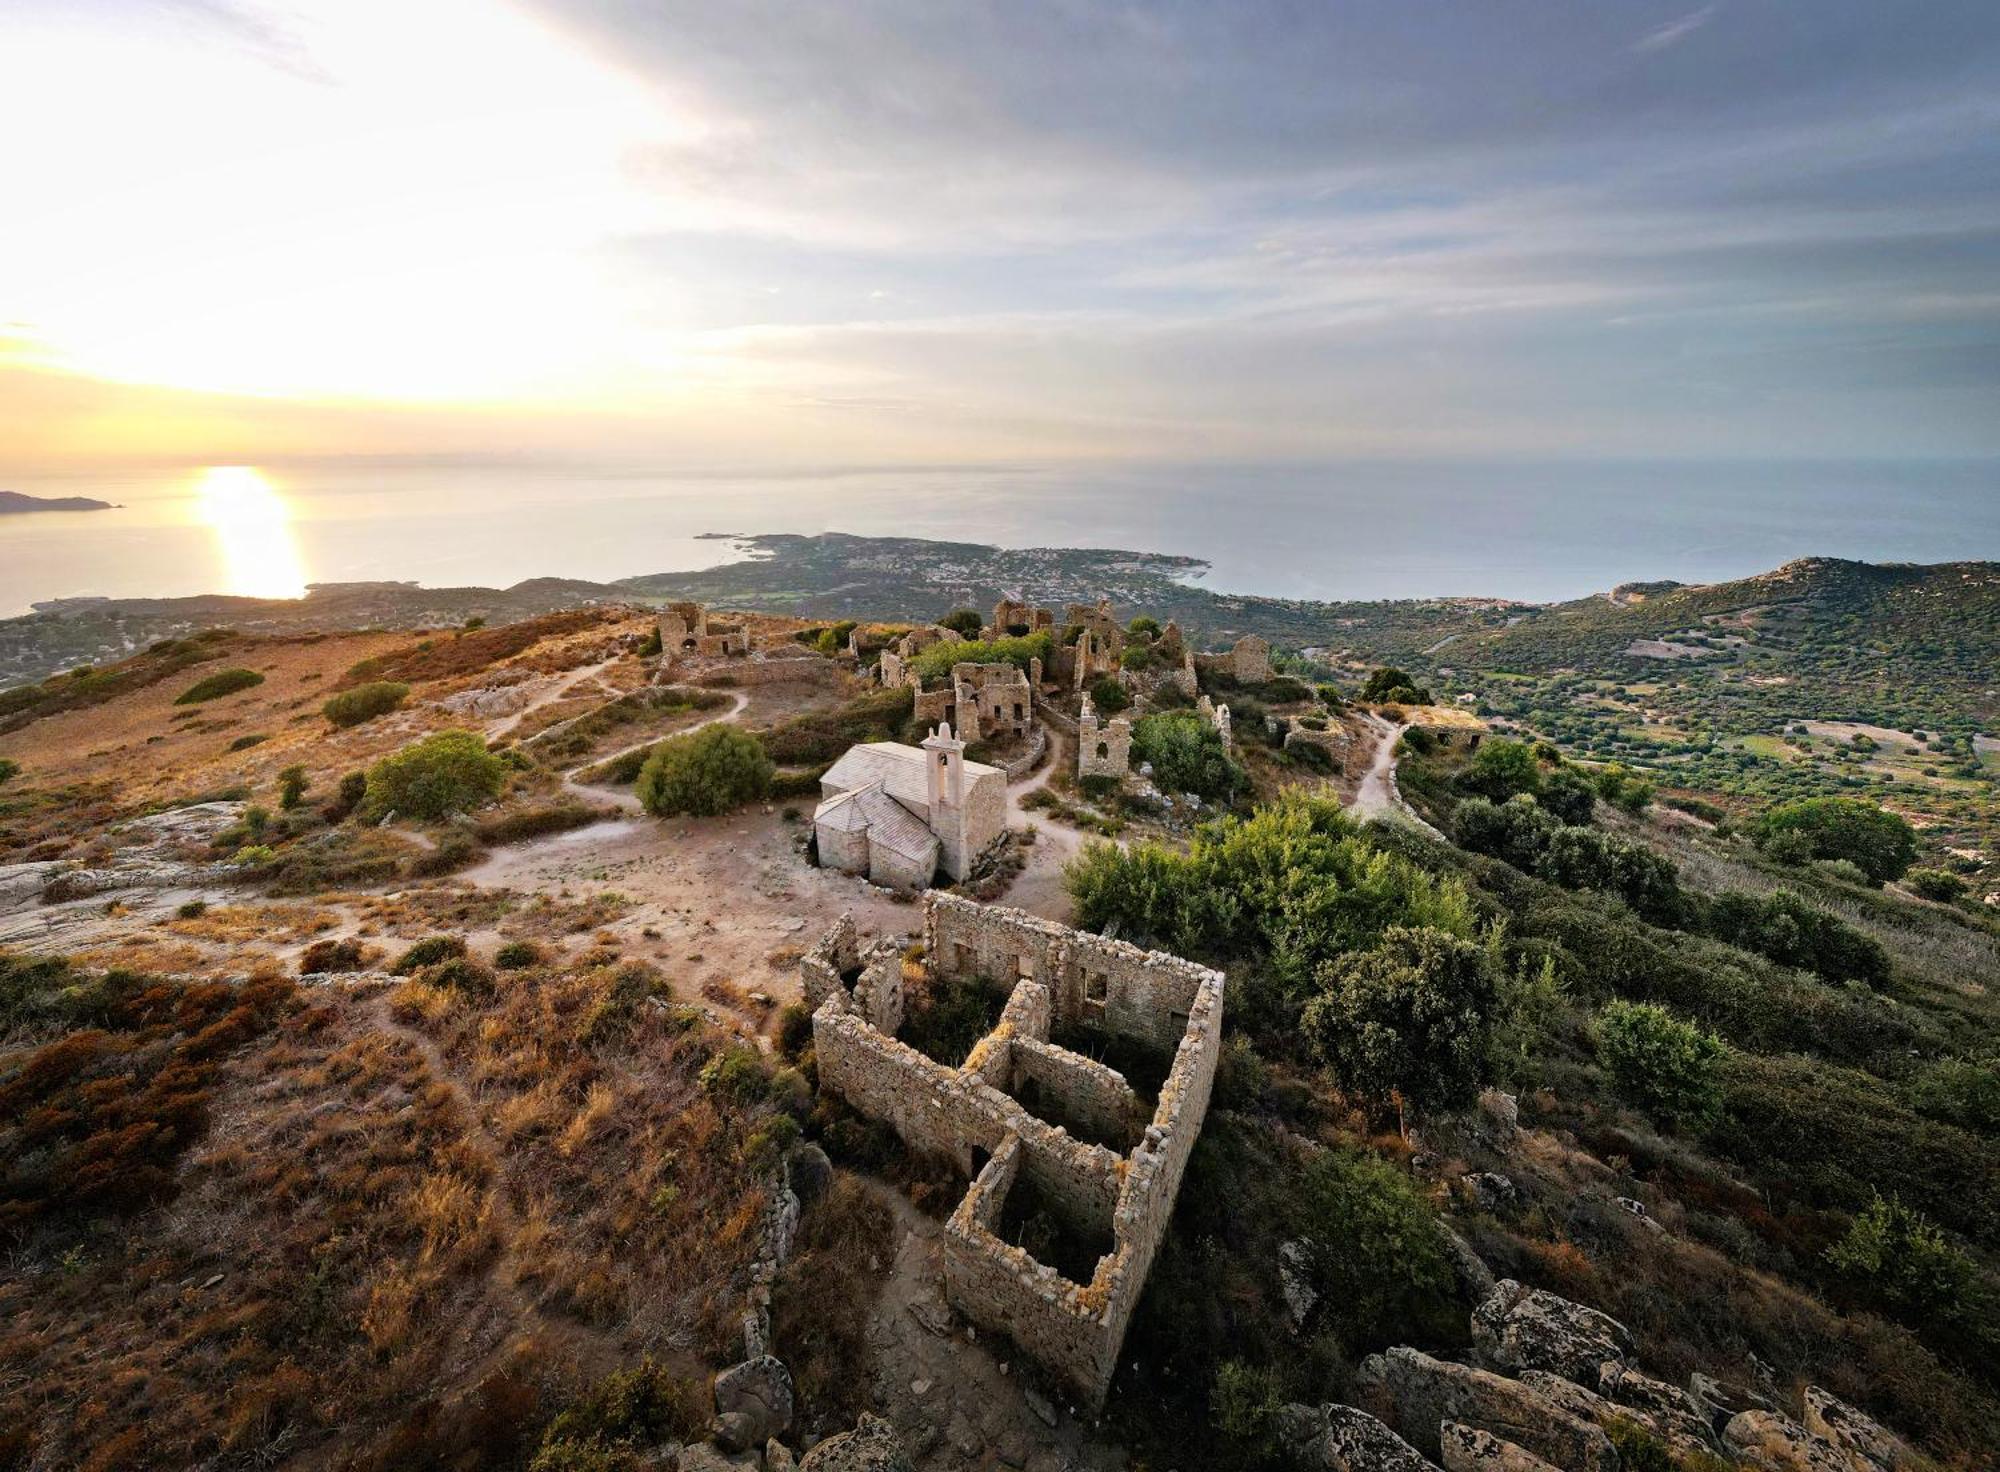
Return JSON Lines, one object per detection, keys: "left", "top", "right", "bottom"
{"left": 365, "top": 731, "right": 506, "bottom": 820}
{"left": 1903, "top": 1057, "right": 2000, "bottom": 1134}
{"left": 0, "top": 757, "right": 17, "bottom": 784}
{"left": 1539, "top": 767, "right": 1598, "bottom": 825}
{"left": 1360, "top": 667, "right": 1432, "bottom": 704}
{"left": 1088, "top": 676, "right": 1131, "bottom": 713}
{"left": 636, "top": 724, "right": 773, "bottom": 817}
{"left": 1455, "top": 739, "right": 1543, "bottom": 801}
{"left": 534, "top": 1358, "right": 705, "bottom": 1471}
{"left": 938, "top": 608, "right": 984, "bottom": 639}
{"left": 1079, "top": 773, "right": 1123, "bottom": 802}
{"left": 1702, "top": 889, "right": 1889, "bottom": 987}
{"left": 1905, "top": 867, "right": 1967, "bottom": 903}
{"left": 1127, "top": 615, "right": 1162, "bottom": 639}
{"left": 776, "top": 1002, "right": 814, "bottom": 1060}
{"left": 493, "top": 940, "right": 542, "bottom": 971}
{"left": 277, "top": 764, "right": 308, "bottom": 810}
{"left": 323, "top": 769, "right": 369, "bottom": 823}
{"left": 323, "top": 680, "right": 410, "bottom": 728}
{"left": 393, "top": 935, "right": 468, "bottom": 974}
{"left": 227, "top": 733, "right": 269, "bottom": 752}
{"left": 699, "top": 1043, "right": 772, "bottom": 1101}
{"left": 1290, "top": 1147, "right": 1456, "bottom": 1345}
{"left": 1131, "top": 711, "right": 1244, "bottom": 801}
{"left": 174, "top": 668, "right": 265, "bottom": 704}
{"left": 1597, "top": 999, "right": 1724, "bottom": 1129}
{"left": 1752, "top": 796, "right": 1917, "bottom": 883}
{"left": 1120, "top": 644, "right": 1155, "bottom": 672}
{"left": 421, "top": 957, "right": 496, "bottom": 998}
{"left": 1827, "top": 1194, "right": 1995, "bottom": 1354}
{"left": 909, "top": 632, "right": 1050, "bottom": 687}
{"left": 175, "top": 899, "right": 208, "bottom": 920}
{"left": 1304, "top": 925, "right": 1498, "bottom": 1117}
{"left": 1591, "top": 762, "right": 1655, "bottom": 815}
{"left": 1210, "top": 1360, "right": 1283, "bottom": 1455}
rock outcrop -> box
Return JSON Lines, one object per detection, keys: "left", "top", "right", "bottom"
{"left": 1469, "top": 1280, "right": 1635, "bottom": 1383}
{"left": 1802, "top": 1387, "right": 1914, "bottom": 1472}
{"left": 1274, "top": 1401, "right": 1439, "bottom": 1471}
{"left": 1438, "top": 1423, "right": 1563, "bottom": 1472}
{"left": 1354, "top": 1347, "right": 1615, "bottom": 1472}
{"left": 797, "top": 1413, "right": 915, "bottom": 1472}
{"left": 714, "top": 1355, "right": 795, "bottom": 1448}
{"left": 1726, "top": 1409, "right": 1855, "bottom": 1472}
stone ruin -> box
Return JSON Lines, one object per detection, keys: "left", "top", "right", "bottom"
{"left": 802, "top": 893, "right": 1225, "bottom": 1410}
{"left": 660, "top": 601, "right": 750, "bottom": 659}
{"left": 875, "top": 624, "right": 961, "bottom": 688}
{"left": 1076, "top": 693, "right": 1133, "bottom": 784}
{"left": 1194, "top": 632, "right": 1273, "bottom": 685}
{"left": 988, "top": 598, "right": 1056, "bottom": 639}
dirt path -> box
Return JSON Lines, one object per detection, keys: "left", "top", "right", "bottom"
{"left": 555, "top": 690, "right": 750, "bottom": 813}
{"left": 1001, "top": 743, "right": 1085, "bottom": 919}
{"left": 1347, "top": 714, "right": 1447, "bottom": 839}
{"left": 485, "top": 655, "right": 624, "bottom": 742}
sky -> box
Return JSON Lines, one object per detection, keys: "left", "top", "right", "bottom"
{"left": 3, "top": 0, "right": 1998, "bottom": 472}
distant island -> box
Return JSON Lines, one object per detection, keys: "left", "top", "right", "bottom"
{"left": 0, "top": 490, "right": 115, "bottom": 515}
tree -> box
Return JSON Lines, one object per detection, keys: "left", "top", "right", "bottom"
{"left": 938, "top": 608, "right": 984, "bottom": 639}
{"left": 1360, "top": 667, "right": 1431, "bottom": 705}
{"left": 1596, "top": 999, "right": 1724, "bottom": 1129}
{"left": 1131, "top": 712, "right": 1243, "bottom": 801}
{"left": 1456, "top": 738, "right": 1544, "bottom": 802}
{"left": 1087, "top": 676, "right": 1130, "bottom": 713}
{"left": 364, "top": 730, "right": 506, "bottom": 820}
{"left": 1290, "top": 1147, "right": 1455, "bottom": 1345}
{"left": 277, "top": 764, "right": 308, "bottom": 810}
{"left": 1752, "top": 796, "right": 1917, "bottom": 883}
{"left": 323, "top": 681, "right": 410, "bottom": 728}
{"left": 1303, "top": 925, "right": 1497, "bottom": 1123}
{"left": 1127, "top": 615, "right": 1162, "bottom": 640}
{"left": 1538, "top": 766, "right": 1598, "bottom": 825}
{"left": 636, "top": 724, "right": 774, "bottom": 817}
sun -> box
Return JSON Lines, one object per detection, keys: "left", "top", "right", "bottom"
{"left": 195, "top": 467, "right": 308, "bottom": 600}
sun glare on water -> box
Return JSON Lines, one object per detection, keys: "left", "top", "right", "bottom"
{"left": 195, "top": 467, "right": 308, "bottom": 599}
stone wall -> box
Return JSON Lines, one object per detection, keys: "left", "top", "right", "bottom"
{"left": 1195, "top": 634, "right": 1273, "bottom": 685}
{"left": 1077, "top": 696, "right": 1131, "bottom": 782}
{"left": 799, "top": 914, "right": 860, "bottom": 1011}
{"left": 815, "top": 894, "right": 1224, "bottom": 1409}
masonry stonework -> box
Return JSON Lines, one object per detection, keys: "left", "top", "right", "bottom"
{"left": 807, "top": 893, "right": 1224, "bottom": 1409}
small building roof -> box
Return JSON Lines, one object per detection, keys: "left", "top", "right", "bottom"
{"left": 814, "top": 780, "right": 940, "bottom": 863}
{"left": 821, "top": 741, "right": 1002, "bottom": 815}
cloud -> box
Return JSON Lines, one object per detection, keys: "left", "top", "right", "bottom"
{"left": 1633, "top": 4, "right": 1719, "bottom": 55}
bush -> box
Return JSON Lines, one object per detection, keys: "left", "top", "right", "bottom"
{"left": 277, "top": 765, "right": 308, "bottom": 810}
{"left": 1290, "top": 1147, "right": 1456, "bottom": 1345}
{"left": 228, "top": 732, "right": 269, "bottom": 752}
{"left": 1360, "top": 667, "right": 1432, "bottom": 705}
{"left": 775, "top": 1002, "right": 814, "bottom": 1060}
{"left": 1591, "top": 763, "right": 1655, "bottom": 815}
{"left": 1128, "top": 615, "right": 1162, "bottom": 639}
{"left": 1596, "top": 999, "right": 1724, "bottom": 1130}
{"left": 1131, "top": 712, "right": 1244, "bottom": 801}
{"left": 534, "top": 1359, "right": 705, "bottom": 1470}
{"left": 1702, "top": 889, "right": 1889, "bottom": 987}
{"left": 365, "top": 731, "right": 507, "bottom": 820}
{"left": 937, "top": 608, "right": 983, "bottom": 639}
{"left": 299, "top": 938, "right": 365, "bottom": 974}
{"left": 1210, "top": 1360, "right": 1283, "bottom": 1455}
{"left": 1539, "top": 767, "right": 1598, "bottom": 825}
{"left": 393, "top": 935, "right": 468, "bottom": 974}
{"left": 323, "top": 681, "right": 410, "bottom": 728}
{"left": 1905, "top": 867, "right": 1967, "bottom": 903}
{"left": 1304, "top": 925, "right": 1497, "bottom": 1119}
{"left": 174, "top": 668, "right": 265, "bottom": 704}
{"left": 1120, "top": 644, "right": 1155, "bottom": 672}
{"left": 323, "top": 770, "right": 370, "bottom": 823}
{"left": 1088, "top": 676, "right": 1130, "bottom": 713}
{"left": 1826, "top": 1194, "right": 1993, "bottom": 1350}
{"left": 422, "top": 957, "right": 497, "bottom": 998}
{"left": 636, "top": 724, "right": 773, "bottom": 817}
{"left": 0, "top": 757, "right": 17, "bottom": 784}
{"left": 494, "top": 940, "right": 542, "bottom": 970}
{"left": 910, "top": 631, "right": 1050, "bottom": 687}
{"left": 1456, "top": 739, "right": 1543, "bottom": 802}
{"left": 1752, "top": 796, "right": 1918, "bottom": 883}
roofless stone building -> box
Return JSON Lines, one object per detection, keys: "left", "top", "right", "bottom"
{"left": 803, "top": 893, "right": 1224, "bottom": 1408}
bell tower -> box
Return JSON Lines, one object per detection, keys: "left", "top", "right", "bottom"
{"left": 923, "top": 721, "right": 965, "bottom": 812}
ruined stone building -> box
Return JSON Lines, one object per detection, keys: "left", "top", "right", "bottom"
{"left": 1195, "top": 632, "right": 1273, "bottom": 685}
{"left": 803, "top": 894, "right": 1224, "bottom": 1409}
{"left": 813, "top": 723, "right": 1006, "bottom": 888}
{"left": 875, "top": 625, "right": 960, "bottom": 688}
{"left": 1195, "top": 694, "right": 1234, "bottom": 750}
{"left": 987, "top": 599, "right": 1056, "bottom": 639}
{"left": 658, "top": 602, "right": 748, "bottom": 658}
{"left": 1076, "top": 693, "right": 1132, "bottom": 784}
{"left": 949, "top": 660, "right": 1036, "bottom": 743}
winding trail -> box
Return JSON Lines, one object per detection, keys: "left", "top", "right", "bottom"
{"left": 484, "top": 655, "right": 623, "bottom": 742}
{"left": 1346, "top": 713, "right": 1448, "bottom": 840}
{"left": 556, "top": 690, "right": 751, "bottom": 813}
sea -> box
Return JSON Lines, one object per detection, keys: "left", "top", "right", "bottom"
{"left": 2, "top": 458, "right": 1995, "bottom": 619}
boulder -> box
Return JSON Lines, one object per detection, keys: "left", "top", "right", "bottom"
{"left": 1477, "top": 1089, "right": 1520, "bottom": 1147}
{"left": 766, "top": 1439, "right": 798, "bottom": 1472}
{"left": 1353, "top": 1347, "right": 1615, "bottom": 1472}
{"left": 710, "top": 1412, "right": 761, "bottom": 1455}
{"left": 1801, "top": 1388, "right": 1913, "bottom": 1472}
{"left": 1517, "top": 1370, "right": 1714, "bottom": 1464}
{"left": 1439, "top": 1423, "right": 1562, "bottom": 1472}
{"left": 1440, "top": 1227, "right": 1498, "bottom": 1301}
{"left": 1279, "top": 1239, "right": 1320, "bottom": 1327}
{"left": 799, "top": 1414, "right": 915, "bottom": 1472}
{"left": 1470, "top": 1280, "right": 1634, "bottom": 1383}
{"left": 678, "top": 1444, "right": 759, "bottom": 1472}
{"left": 786, "top": 1144, "right": 833, "bottom": 1203}
{"left": 714, "top": 1356, "right": 794, "bottom": 1445}
{"left": 1724, "top": 1410, "right": 1852, "bottom": 1472}
{"left": 1462, "top": 1173, "right": 1519, "bottom": 1213}
{"left": 1688, "top": 1372, "right": 1780, "bottom": 1434}
{"left": 1273, "top": 1401, "right": 1439, "bottom": 1471}
{"left": 1598, "top": 1362, "right": 1720, "bottom": 1451}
